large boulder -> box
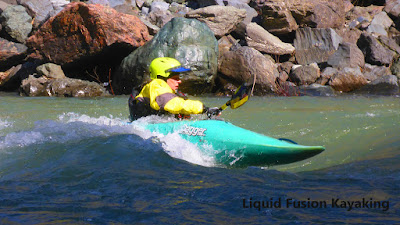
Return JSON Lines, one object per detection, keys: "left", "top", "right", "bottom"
{"left": 252, "top": 0, "right": 348, "bottom": 35}
{"left": 185, "top": 5, "right": 246, "bottom": 37}
{"left": 363, "top": 63, "right": 392, "bottom": 81}
{"left": 218, "top": 46, "right": 279, "bottom": 95}
{"left": 0, "top": 5, "right": 32, "bottom": 43}
{"left": 353, "top": 75, "right": 399, "bottom": 95}
{"left": 26, "top": 2, "right": 150, "bottom": 67}
{"left": 20, "top": 75, "right": 110, "bottom": 97}
{"left": 294, "top": 28, "right": 342, "bottom": 65}
{"left": 245, "top": 23, "right": 295, "bottom": 55}
{"left": 113, "top": 17, "right": 218, "bottom": 94}
{"left": 329, "top": 67, "right": 368, "bottom": 92}
{"left": 357, "top": 32, "right": 396, "bottom": 66}
{"left": 327, "top": 42, "right": 365, "bottom": 69}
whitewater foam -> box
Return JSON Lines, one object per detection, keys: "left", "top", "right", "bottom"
{"left": 0, "top": 113, "right": 217, "bottom": 167}
{"left": 0, "top": 119, "right": 12, "bottom": 130}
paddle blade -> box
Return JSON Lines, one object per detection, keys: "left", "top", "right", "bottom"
{"left": 230, "top": 95, "right": 248, "bottom": 109}
{"left": 229, "top": 84, "right": 250, "bottom": 109}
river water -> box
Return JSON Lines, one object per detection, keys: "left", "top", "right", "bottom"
{"left": 0, "top": 93, "right": 399, "bottom": 224}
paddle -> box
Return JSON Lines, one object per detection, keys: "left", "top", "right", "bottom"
{"left": 219, "top": 83, "right": 252, "bottom": 111}
{"left": 205, "top": 83, "right": 253, "bottom": 118}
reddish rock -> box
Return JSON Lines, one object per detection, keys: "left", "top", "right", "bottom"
{"left": 26, "top": 2, "right": 150, "bottom": 65}
{"left": 253, "top": 0, "right": 348, "bottom": 35}
{"left": 329, "top": 67, "right": 368, "bottom": 92}
{"left": 0, "top": 37, "right": 27, "bottom": 70}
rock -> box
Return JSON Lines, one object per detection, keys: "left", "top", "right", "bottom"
{"left": 49, "top": 78, "right": 110, "bottom": 97}
{"left": 114, "top": 17, "right": 218, "bottom": 94}
{"left": 363, "top": 63, "right": 391, "bottom": 81}
{"left": 366, "top": 24, "right": 388, "bottom": 37}
{"left": 218, "top": 35, "right": 239, "bottom": 58}
{"left": 1, "top": 5, "right": 32, "bottom": 43}
{"left": 288, "top": 0, "right": 347, "bottom": 29}
{"left": 219, "top": 46, "right": 279, "bottom": 95}
{"left": 0, "top": 62, "right": 37, "bottom": 91}
{"left": 385, "top": 0, "right": 400, "bottom": 17}
{"left": 251, "top": 0, "right": 298, "bottom": 35}
{"left": 0, "top": 65, "right": 22, "bottom": 91}
{"left": 318, "top": 67, "right": 338, "bottom": 85}
{"left": 113, "top": 3, "right": 140, "bottom": 15}
{"left": 357, "top": 32, "right": 396, "bottom": 66}
{"left": 20, "top": 75, "right": 48, "bottom": 96}
{"left": 392, "top": 57, "right": 400, "bottom": 78}
{"left": 0, "top": 37, "right": 28, "bottom": 70}
{"left": 329, "top": 67, "right": 368, "bottom": 92}
{"left": 296, "top": 84, "right": 337, "bottom": 96}
{"left": 20, "top": 75, "right": 110, "bottom": 97}
{"left": 0, "top": 1, "right": 11, "bottom": 13}
{"left": 334, "top": 28, "right": 362, "bottom": 45}
{"left": 36, "top": 63, "right": 66, "bottom": 79}
{"left": 169, "top": 2, "right": 191, "bottom": 14}
{"left": 294, "top": 28, "right": 342, "bottom": 65}
{"left": 185, "top": 5, "right": 246, "bottom": 37}
{"left": 289, "top": 63, "right": 320, "bottom": 86}
{"left": 275, "top": 81, "right": 298, "bottom": 96}
{"left": 245, "top": 23, "right": 295, "bottom": 55}
{"left": 327, "top": 42, "right": 365, "bottom": 69}
{"left": 353, "top": 75, "right": 399, "bottom": 95}
{"left": 87, "top": 0, "right": 111, "bottom": 6}
{"left": 136, "top": 0, "right": 145, "bottom": 8}
{"left": 138, "top": 16, "right": 160, "bottom": 35}
{"left": 345, "top": 5, "right": 384, "bottom": 24}
{"left": 150, "top": 1, "right": 169, "bottom": 12}
{"left": 26, "top": 2, "right": 150, "bottom": 67}
{"left": 205, "top": 0, "right": 257, "bottom": 25}
{"left": 148, "top": 5, "right": 175, "bottom": 28}
{"left": 378, "top": 35, "right": 400, "bottom": 55}
{"left": 366, "top": 12, "right": 393, "bottom": 36}
{"left": 277, "top": 61, "right": 293, "bottom": 83}
{"left": 108, "top": 0, "right": 133, "bottom": 8}
{"left": 253, "top": 0, "right": 347, "bottom": 34}
{"left": 18, "top": 0, "right": 69, "bottom": 29}
{"left": 2, "top": 0, "right": 17, "bottom": 4}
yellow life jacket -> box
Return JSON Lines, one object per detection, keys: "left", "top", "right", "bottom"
{"left": 135, "top": 79, "right": 204, "bottom": 115}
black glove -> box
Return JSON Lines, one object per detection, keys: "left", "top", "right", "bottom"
{"left": 203, "top": 106, "right": 221, "bottom": 118}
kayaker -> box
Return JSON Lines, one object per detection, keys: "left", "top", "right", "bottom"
{"left": 129, "top": 57, "right": 220, "bottom": 121}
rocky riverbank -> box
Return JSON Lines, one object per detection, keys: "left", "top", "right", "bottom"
{"left": 0, "top": 0, "right": 399, "bottom": 97}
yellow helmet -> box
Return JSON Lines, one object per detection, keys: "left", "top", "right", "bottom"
{"left": 149, "top": 57, "right": 191, "bottom": 80}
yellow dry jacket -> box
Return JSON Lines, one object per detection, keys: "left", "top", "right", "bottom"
{"left": 135, "top": 79, "right": 204, "bottom": 115}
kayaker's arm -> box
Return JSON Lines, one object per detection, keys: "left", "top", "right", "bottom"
{"left": 162, "top": 97, "right": 204, "bottom": 115}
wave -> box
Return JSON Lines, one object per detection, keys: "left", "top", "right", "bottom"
{"left": 0, "top": 113, "right": 216, "bottom": 167}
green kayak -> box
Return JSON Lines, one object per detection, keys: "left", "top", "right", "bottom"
{"left": 145, "top": 120, "right": 325, "bottom": 168}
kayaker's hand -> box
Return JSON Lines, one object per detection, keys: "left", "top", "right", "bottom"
{"left": 204, "top": 107, "right": 221, "bottom": 118}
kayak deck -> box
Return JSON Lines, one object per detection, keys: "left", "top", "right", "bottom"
{"left": 145, "top": 120, "right": 325, "bottom": 167}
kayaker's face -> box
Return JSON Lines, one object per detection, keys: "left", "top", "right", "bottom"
{"left": 167, "top": 75, "right": 181, "bottom": 90}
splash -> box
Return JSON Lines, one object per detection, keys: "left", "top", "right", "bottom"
{"left": 0, "top": 113, "right": 217, "bottom": 167}
{"left": 157, "top": 132, "right": 216, "bottom": 167}
{"left": 0, "top": 119, "right": 12, "bottom": 130}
